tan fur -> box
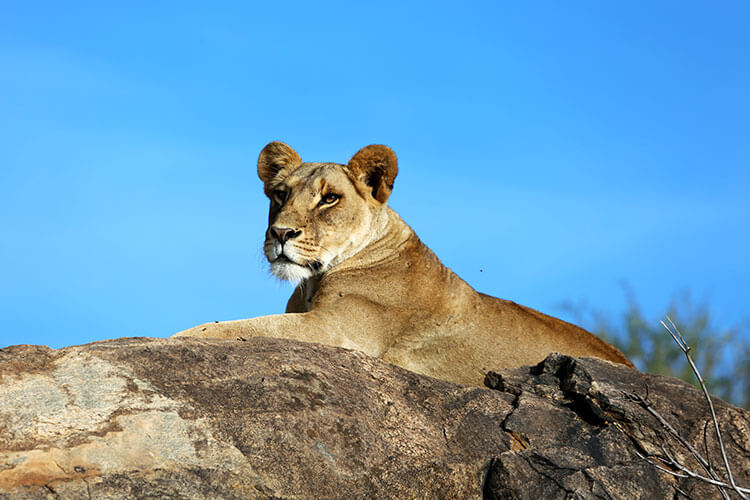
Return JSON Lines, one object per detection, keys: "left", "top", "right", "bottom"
{"left": 174, "top": 142, "right": 634, "bottom": 386}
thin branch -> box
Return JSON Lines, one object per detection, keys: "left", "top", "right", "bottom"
{"left": 628, "top": 392, "right": 724, "bottom": 483}
{"left": 660, "top": 445, "right": 750, "bottom": 495}
{"left": 673, "top": 484, "right": 694, "bottom": 500}
{"left": 636, "top": 449, "right": 750, "bottom": 495}
{"left": 634, "top": 450, "right": 689, "bottom": 478}
{"left": 629, "top": 391, "right": 731, "bottom": 499}
{"left": 662, "top": 316, "right": 748, "bottom": 500}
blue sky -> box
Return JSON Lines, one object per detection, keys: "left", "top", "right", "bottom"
{"left": 1, "top": 1, "right": 748, "bottom": 350}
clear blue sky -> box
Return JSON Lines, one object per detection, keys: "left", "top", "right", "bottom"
{"left": 1, "top": 1, "right": 748, "bottom": 349}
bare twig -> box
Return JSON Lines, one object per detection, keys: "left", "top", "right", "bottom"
{"left": 648, "top": 460, "right": 696, "bottom": 500}
{"left": 629, "top": 314, "right": 750, "bottom": 499}
{"left": 634, "top": 449, "right": 689, "bottom": 478}
{"left": 673, "top": 485, "right": 694, "bottom": 500}
{"left": 629, "top": 392, "right": 712, "bottom": 472}
{"left": 661, "top": 316, "right": 748, "bottom": 500}
{"left": 629, "top": 392, "right": 731, "bottom": 500}
{"left": 663, "top": 445, "right": 750, "bottom": 495}
{"left": 636, "top": 449, "right": 750, "bottom": 495}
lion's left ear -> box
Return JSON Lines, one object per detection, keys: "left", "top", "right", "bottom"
{"left": 347, "top": 145, "right": 398, "bottom": 204}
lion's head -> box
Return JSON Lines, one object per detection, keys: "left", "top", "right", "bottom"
{"left": 257, "top": 142, "right": 398, "bottom": 282}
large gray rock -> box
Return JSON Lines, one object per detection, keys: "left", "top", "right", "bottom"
{"left": 0, "top": 337, "right": 748, "bottom": 499}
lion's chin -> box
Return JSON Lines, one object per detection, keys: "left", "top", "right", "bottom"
{"left": 270, "top": 259, "right": 313, "bottom": 283}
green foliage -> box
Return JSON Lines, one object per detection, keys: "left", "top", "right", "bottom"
{"left": 560, "top": 287, "right": 749, "bottom": 409}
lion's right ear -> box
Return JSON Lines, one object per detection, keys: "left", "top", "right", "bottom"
{"left": 258, "top": 142, "right": 302, "bottom": 186}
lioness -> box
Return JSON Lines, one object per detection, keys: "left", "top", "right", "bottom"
{"left": 174, "top": 142, "right": 633, "bottom": 385}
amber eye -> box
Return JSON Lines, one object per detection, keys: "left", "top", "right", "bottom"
{"left": 320, "top": 193, "right": 341, "bottom": 205}
{"left": 272, "top": 189, "right": 288, "bottom": 204}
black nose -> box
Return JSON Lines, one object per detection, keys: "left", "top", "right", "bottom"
{"left": 270, "top": 226, "right": 301, "bottom": 243}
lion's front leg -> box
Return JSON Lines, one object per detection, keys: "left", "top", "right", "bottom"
{"left": 172, "top": 309, "right": 387, "bottom": 357}
{"left": 172, "top": 318, "right": 263, "bottom": 339}
{"left": 171, "top": 312, "right": 353, "bottom": 347}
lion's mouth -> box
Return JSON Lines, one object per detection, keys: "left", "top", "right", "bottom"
{"left": 274, "top": 254, "right": 296, "bottom": 265}
{"left": 275, "top": 254, "right": 323, "bottom": 272}
{"left": 269, "top": 251, "right": 317, "bottom": 282}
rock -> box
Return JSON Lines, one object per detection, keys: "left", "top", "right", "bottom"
{"left": 0, "top": 337, "right": 511, "bottom": 499}
{"left": 483, "top": 353, "right": 750, "bottom": 500}
{"left": 0, "top": 338, "right": 748, "bottom": 499}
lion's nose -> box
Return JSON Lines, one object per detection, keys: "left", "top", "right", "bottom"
{"left": 269, "top": 226, "right": 301, "bottom": 243}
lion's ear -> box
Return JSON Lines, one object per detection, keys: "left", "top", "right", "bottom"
{"left": 347, "top": 145, "right": 398, "bottom": 204}
{"left": 258, "top": 142, "right": 302, "bottom": 185}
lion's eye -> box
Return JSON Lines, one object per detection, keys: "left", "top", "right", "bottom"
{"left": 272, "top": 190, "right": 288, "bottom": 203}
{"left": 320, "top": 193, "right": 341, "bottom": 206}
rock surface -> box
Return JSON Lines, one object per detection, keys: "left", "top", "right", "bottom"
{"left": 0, "top": 337, "right": 747, "bottom": 499}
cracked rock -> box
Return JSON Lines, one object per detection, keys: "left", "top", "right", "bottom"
{"left": 0, "top": 339, "right": 748, "bottom": 499}
{"left": 484, "top": 353, "right": 750, "bottom": 500}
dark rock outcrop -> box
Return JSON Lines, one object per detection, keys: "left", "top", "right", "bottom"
{"left": 0, "top": 337, "right": 747, "bottom": 499}
{"left": 484, "top": 353, "right": 750, "bottom": 499}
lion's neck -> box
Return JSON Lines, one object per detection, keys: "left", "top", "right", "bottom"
{"left": 315, "top": 206, "right": 467, "bottom": 288}
{"left": 304, "top": 204, "right": 477, "bottom": 314}
{"left": 293, "top": 204, "right": 482, "bottom": 323}
{"left": 302, "top": 207, "right": 413, "bottom": 286}
{"left": 345, "top": 206, "right": 414, "bottom": 269}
